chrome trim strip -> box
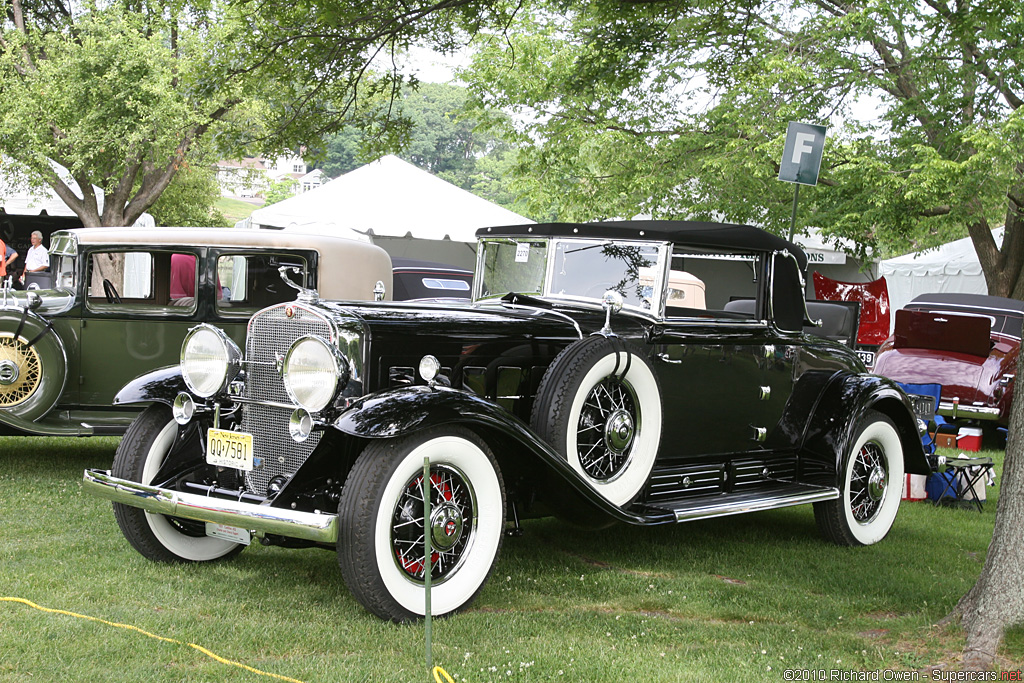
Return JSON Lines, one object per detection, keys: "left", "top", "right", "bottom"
{"left": 907, "top": 301, "right": 1024, "bottom": 319}
{"left": 937, "top": 402, "right": 1000, "bottom": 420}
{"left": 672, "top": 488, "right": 839, "bottom": 523}
{"left": 82, "top": 469, "right": 338, "bottom": 544}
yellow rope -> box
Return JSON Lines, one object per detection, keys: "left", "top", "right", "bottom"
{"left": 433, "top": 665, "right": 455, "bottom": 683}
{"left": 0, "top": 596, "right": 306, "bottom": 683}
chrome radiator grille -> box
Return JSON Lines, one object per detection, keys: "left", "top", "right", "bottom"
{"left": 241, "top": 305, "right": 330, "bottom": 496}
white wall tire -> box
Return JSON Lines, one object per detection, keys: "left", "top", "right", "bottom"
{"left": 337, "top": 427, "right": 505, "bottom": 622}
{"left": 112, "top": 405, "right": 244, "bottom": 563}
{"left": 531, "top": 337, "right": 662, "bottom": 507}
{"left": 815, "top": 410, "right": 905, "bottom": 546}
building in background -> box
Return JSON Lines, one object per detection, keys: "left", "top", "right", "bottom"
{"left": 216, "top": 154, "right": 324, "bottom": 200}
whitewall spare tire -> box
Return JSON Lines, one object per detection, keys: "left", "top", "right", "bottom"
{"left": 530, "top": 336, "right": 663, "bottom": 507}
{"left": 0, "top": 309, "right": 67, "bottom": 421}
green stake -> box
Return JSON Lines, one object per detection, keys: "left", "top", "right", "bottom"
{"left": 424, "top": 456, "right": 432, "bottom": 676}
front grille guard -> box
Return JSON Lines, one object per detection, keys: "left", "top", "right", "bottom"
{"left": 239, "top": 303, "right": 335, "bottom": 496}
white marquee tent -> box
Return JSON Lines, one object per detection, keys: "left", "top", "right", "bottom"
{"left": 246, "top": 155, "right": 534, "bottom": 270}
{"left": 1, "top": 157, "right": 155, "bottom": 227}
{"left": 878, "top": 229, "right": 1001, "bottom": 313}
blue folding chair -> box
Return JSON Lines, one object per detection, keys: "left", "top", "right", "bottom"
{"left": 896, "top": 382, "right": 944, "bottom": 458}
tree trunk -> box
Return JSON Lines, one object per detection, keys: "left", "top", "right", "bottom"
{"left": 953, "top": 340, "right": 1024, "bottom": 670}
{"left": 979, "top": 179, "right": 1024, "bottom": 299}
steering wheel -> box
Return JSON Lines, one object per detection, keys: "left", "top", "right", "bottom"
{"left": 102, "top": 278, "right": 122, "bottom": 304}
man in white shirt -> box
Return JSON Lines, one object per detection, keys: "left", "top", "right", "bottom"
{"left": 22, "top": 230, "right": 49, "bottom": 281}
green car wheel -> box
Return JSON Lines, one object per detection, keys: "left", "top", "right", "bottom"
{"left": 0, "top": 309, "right": 67, "bottom": 421}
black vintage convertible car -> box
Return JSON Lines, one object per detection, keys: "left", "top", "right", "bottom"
{"left": 84, "top": 221, "right": 928, "bottom": 622}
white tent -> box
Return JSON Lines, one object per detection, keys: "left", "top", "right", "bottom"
{"left": 1, "top": 157, "right": 105, "bottom": 217}
{"left": 247, "top": 155, "right": 533, "bottom": 270}
{"left": 1, "top": 157, "right": 154, "bottom": 226}
{"left": 878, "top": 229, "right": 1001, "bottom": 313}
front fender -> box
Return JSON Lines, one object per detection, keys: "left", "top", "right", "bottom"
{"left": 801, "top": 372, "right": 930, "bottom": 487}
{"left": 331, "top": 386, "right": 676, "bottom": 526}
{"left": 114, "top": 365, "right": 187, "bottom": 407}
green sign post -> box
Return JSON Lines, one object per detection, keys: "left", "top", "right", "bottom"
{"left": 779, "top": 122, "right": 827, "bottom": 241}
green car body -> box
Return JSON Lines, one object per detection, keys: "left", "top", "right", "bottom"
{"left": 0, "top": 227, "right": 391, "bottom": 436}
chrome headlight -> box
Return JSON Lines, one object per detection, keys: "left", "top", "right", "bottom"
{"left": 180, "top": 324, "right": 242, "bottom": 397}
{"left": 283, "top": 335, "right": 349, "bottom": 412}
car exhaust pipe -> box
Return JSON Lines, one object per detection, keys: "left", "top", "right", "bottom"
{"left": 82, "top": 469, "right": 338, "bottom": 544}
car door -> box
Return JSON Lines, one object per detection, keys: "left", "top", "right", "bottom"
{"left": 647, "top": 247, "right": 788, "bottom": 457}
{"left": 78, "top": 247, "right": 201, "bottom": 407}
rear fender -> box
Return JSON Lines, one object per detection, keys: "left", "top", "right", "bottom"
{"left": 114, "top": 365, "right": 187, "bottom": 407}
{"left": 331, "top": 385, "right": 674, "bottom": 525}
{"left": 800, "top": 373, "right": 929, "bottom": 487}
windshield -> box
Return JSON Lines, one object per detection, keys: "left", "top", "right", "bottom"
{"left": 477, "top": 239, "right": 549, "bottom": 300}
{"left": 476, "top": 237, "right": 663, "bottom": 311}
{"left": 550, "top": 240, "right": 660, "bottom": 309}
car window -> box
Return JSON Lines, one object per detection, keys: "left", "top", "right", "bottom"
{"left": 665, "top": 246, "right": 762, "bottom": 320}
{"left": 1002, "top": 315, "right": 1023, "bottom": 338}
{"left": 477, "top": 239, "right": 548, "bottom": 300}
{"left": 86, "top": 250, "right": 197, "bottom": 313}
{"left": 215, "top": 254, "right": 308, "bottom": 315}
{"left": 549, "top": 240, "right": 661, "bottom": 310}
{"left": 54, "top": 254, "right": 76, "bottom": 290}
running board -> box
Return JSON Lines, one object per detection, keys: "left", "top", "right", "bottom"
{"left": 647, "top": 484, "right": 840, "bottom": 523}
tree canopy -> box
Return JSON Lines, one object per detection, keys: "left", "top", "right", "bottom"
{"left": 461, "top": 0, "right": 1023, "bottom": 293}
{"left": 315, "top": 82, "right": 534, "bottom": 216}
{"left": 0, "top": 0, "right": 517, "bottom": 227}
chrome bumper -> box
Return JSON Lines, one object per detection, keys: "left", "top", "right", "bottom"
{"left": 82, "top": 469, "right": 338, "bottom": 544}
{"left": 937, "top": 401, "right": 1000, "bottom": 421}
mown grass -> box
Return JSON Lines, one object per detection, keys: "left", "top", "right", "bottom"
{"left": 214, "top": 197, "right": 262, "bottom": 226}
{"left": 1, "top": 436, "right": 1021, "bottom": 682}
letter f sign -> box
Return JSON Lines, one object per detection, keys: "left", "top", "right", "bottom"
{"left": 779, "top": 122, "right": 827, "bottom": 186}
{"left": 791, "top": 133, "right": 816, "bottom": 164}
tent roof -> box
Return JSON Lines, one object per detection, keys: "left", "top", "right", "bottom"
{"left": 879, "top": 228, "right": 1003, "bottom": 277}
{"left": 248, "top": 155, "right": 533, "bottom": 242}
{"left": 0, "top": 158, "right": 101, "bottom": 217}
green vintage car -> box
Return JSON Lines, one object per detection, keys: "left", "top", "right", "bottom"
{"left": 0, "top": 227, "right": 392, "bottom": 436}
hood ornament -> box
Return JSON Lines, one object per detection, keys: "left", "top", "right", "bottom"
{"left": 279, "top": 266, "right": 318, "bottom": 304}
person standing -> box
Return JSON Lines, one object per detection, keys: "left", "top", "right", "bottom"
{"left": 21, "top": 230, "right": 49, "bottom": 283}
{"left": 0, "top": 235, "right": 18, "bottom": 283}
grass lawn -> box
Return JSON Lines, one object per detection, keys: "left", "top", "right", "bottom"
{"left": 1, "top": 437, "right": 1021, "bottom": 682}
{"left": 215, "top": 197, "right": 263, "bottom": 226}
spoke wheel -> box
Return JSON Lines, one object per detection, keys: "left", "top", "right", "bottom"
{"left": 815, "top": 410, "right": 905, "bottom": 547}
{"left": 531, "top": 336, "right": 662, "bottom": 506}
{"left": 0, "top": 334, "right": 41, "bottom": 407}
{"left": 849, "top": 440, "right": 887, "bottom": 524}
{"left": 576, "top": 377, "right": 640, "bottom": 482}
{"left": 338, "top": 426, "right": 505, "bottom": 622}
{"left": 391, "top": 464, "right": 477, "bottom": 585}
{"left": 0, "top": 310, "right": 67, "bottom": 421}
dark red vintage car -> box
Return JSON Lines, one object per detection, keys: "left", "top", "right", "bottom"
{"left": 873, "top": 293, "right": 1022, "bottom": 426}
{"left": 812, "top": 272, "right": 891, "bottom": 366}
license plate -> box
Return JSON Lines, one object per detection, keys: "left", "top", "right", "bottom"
{"left": 856, "top": 349, "right": 875, "bottom": 367}
{"left": 206, "top": 428, "right": 254, "bottom": 471}
{"left": 205, "top": 523, "right": 251, "bottom": 545}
